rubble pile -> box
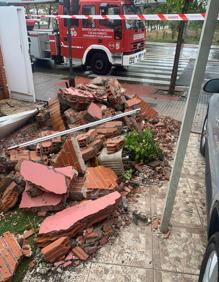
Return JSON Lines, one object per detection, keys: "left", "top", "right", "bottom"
{"left": 0, "top": 76, "right": 181, "bottom": 281}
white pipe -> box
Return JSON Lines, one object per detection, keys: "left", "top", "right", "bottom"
{"left": 8, "top": 109, "right": 140, "bottom": 150}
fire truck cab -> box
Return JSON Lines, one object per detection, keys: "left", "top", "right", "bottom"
{"left": 49, "top": 0, "right": 146, "bottom": 74}
{"left": 1, "top": 0, "right": 146, "bottom": 74}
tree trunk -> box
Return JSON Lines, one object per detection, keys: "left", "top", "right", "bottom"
{"left": 168, "top": 0, "right": 191, "bottom": 95}
{"left": 48, "top": 5, "right": 52, "bottom": 29}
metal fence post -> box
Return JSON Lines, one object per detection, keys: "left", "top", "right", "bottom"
{"left": 160, "top": 0, "right": 219, "bottom": 233}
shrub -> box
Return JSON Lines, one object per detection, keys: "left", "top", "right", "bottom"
{"left": 124, "top": 129, "right": 162, "bottom": 163}
{"left": 122, "top": 169, "right": 133, "bottom": 182}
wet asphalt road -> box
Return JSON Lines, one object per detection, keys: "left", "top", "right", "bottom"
{"left": 34, "top": 42, "right": 219, "bottom": 87}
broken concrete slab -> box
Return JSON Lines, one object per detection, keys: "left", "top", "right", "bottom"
{"left": 19, "top": 182, "right": 65, "bottom": 212}
{"left": 20, "top": 161, "right": 72, "bottom": 195}
{"left": 41, "top": 237, "right": 71, "bottom": 263}
{"left": 0, "top": 232, "right": 23, "bottom": 282}
{"left": 36, "top": 191, "right": 121, "bottom": 247}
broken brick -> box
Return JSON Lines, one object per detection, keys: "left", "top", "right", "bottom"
{"left": 85, "top": 166, "right": 118, "bottom": 192}
{"left": 105, "top": 79, "right": 126, "bottom": 110}
{"left": 9, "top": 149, "right": 43, "bottom": 163}
{"left": 87, "top": 129, "right": 97, "bottom": 141}
{"left": 72, "top": 246, "right": 89, "bottom": 261}
{"left": 36, "top": 192, "right": 121, "bottom": 247}
{"left": 65, "top": 252, "right": 73, "bottom": 261}
{"left": 59, "top": 87, "right": 94, "bottom": 111}
{"left": 0, "top": 181, "right": 23, "bottom": 212}
{"left": 103, "top": 222, "right": 113, "bottom": 235}
{"left": 90, "top": 139, "right": 103, "bottom": 154}
{"left": 126, "top": 95, "right": 157, "bottom": 120}
{"left": 0, "top": 232, "right": 23, "bottom": 282}
{"left": 23, "top": 229, "right": 35, "bottom": 240}
{"left": 76, "top": 133, "right": 90, "bottom": 147}
{"left": 22, "top": 240, "right": 32, "bottom": 257}
{"left": 63, "top": 261, "right": 72, "bottom": 268}
{"left": 41, "top": 237, "right": 71, "bottom": 263}
{"left": 81, "top": 146, "right": 95, "bottom": 162}
{"left": 99, "top": 236, "right": 108, "bottom": 246}
{"left": 69, "top": 177, "right": 87, "bottom": 201}
{"left": 53, "top": 137, "right": 86, "bottom": 176}
{"left": 48, "top": 98, "right": 65, "bottom": 131}
{"left": 105, "top": 136, "right": 124, "bottom": 154}
{"left": 84, "top": 245, "right": 98, "bottom": 255}
{"left": 54, "top": 260, "right": 64, "bottom": 267}
{"left": 85, "top": 102, "right": 102, "bottom": 121}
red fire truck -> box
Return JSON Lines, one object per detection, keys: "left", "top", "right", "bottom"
{"left": 3, "top": 0, "right": 146, "bottom": 74}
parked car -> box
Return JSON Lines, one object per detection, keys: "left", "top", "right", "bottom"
{"left": 199, "top": 79, "right": 219, "bottom": 282}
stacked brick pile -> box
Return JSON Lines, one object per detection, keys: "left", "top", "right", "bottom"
{"left": 105, "top": 136, "right": 124, "bottom": 154}
{"left": 58, "top": 88, "right": 94, "bottom": 110}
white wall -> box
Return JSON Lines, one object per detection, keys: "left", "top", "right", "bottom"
{"left": 0, "top": 6, "right": 35, "bottom": 101}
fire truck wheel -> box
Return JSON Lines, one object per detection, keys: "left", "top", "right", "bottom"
{"left": 91, "top": 53, "right": 111, "bottom": 75}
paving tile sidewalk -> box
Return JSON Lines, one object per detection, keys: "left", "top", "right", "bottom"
{"left": 26, "top": 133, "right": 206, "bottom": 282}
{"left": 84, "top": 133, "right": 207, "bottom": 282}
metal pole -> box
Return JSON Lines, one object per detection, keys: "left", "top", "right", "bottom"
{"left": 67, "top": 0, "right": 75, "bottom": 86}
{"left": 160, "top": 0, "right": 219, "bottom": 233}
{"left": 8, "top": 109, "right": 140, "bottom": 150}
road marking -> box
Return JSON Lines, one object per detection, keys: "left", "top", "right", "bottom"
{"left": 88, "top": 74, "right": 171, "bottom": 85}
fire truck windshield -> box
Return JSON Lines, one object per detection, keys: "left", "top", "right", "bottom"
{"left": 123, "top": 4, "right": 145, "bottom": 29}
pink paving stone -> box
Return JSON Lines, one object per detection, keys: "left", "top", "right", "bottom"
{"left": 39, "top": 191, "right": 121, "bottom": 235}
{"left": 19, "top": 183, "right": 63, "bottom": 209}
{"left": 20, "top": 160, "right": 68, "bottom": 195}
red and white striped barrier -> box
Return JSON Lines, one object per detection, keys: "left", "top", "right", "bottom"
{"left": 27, "top": 13, "right": 219, "bottom": 21}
